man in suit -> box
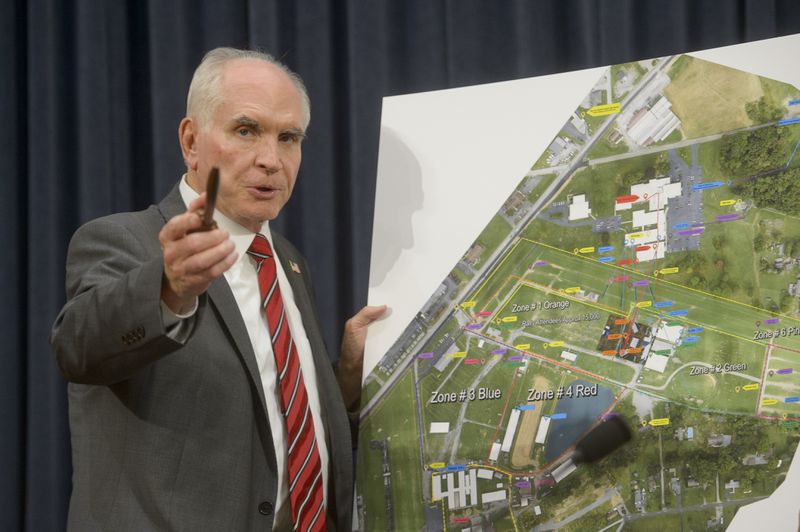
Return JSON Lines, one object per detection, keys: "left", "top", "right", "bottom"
{"left": 50, "top": 47, "right": 384, "bottom": 531}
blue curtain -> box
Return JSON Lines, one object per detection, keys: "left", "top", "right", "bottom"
{"left": 2, "top": 0, "right": 799, "bottom": 529}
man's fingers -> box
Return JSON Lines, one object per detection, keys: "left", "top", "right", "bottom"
{"left": 187, "top": 192, "right": 207, "bottom": 213}
{"left": 158, "top": 194, "right": 208, "bottom": 245}
{"left": 160, "top": 210, "right": 203, "bottom": 244}
{"left": 351, "top": 305, "right": 388, "bottom": 327}
{"left": 178, "top": 238, "right": 236, "bottom": 275}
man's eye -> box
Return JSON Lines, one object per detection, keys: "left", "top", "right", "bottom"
{"left": 279, "top": 133, "right": 299, "bottom": 143}
{"left": 237, "top": 128, "right": 251, "bottom": 136}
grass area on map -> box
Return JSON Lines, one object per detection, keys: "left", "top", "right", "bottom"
{"left": 587, "top": 129, "right": 630, "bottom": 159}
{"left": 357, "top": 370, "right": 425, "bottom": 531}
{"left": 665, "top": 55, "right": 764, "bottom": 138}
{"left": 527, "top": 173, "right": 557, "bottom": 203}
{"left": 472, "top": 214, "right": 512, "bottom": 269}
{"left": 627, "top": 512, "right": 683, "bottom": 530}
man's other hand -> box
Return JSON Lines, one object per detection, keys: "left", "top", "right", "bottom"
{"left": 159, "top": 193, "right": 238, "bottom": 314}
{"left": 337, "top": 305, "right": 388, "bottom": 410}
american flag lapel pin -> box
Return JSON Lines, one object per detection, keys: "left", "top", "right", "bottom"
{"left": 289, "top": 261, "right": 302, "bottom": 274}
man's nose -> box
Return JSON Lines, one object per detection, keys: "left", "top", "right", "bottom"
{"left": 255, "top": 137, "right": 282, "bottom": 173}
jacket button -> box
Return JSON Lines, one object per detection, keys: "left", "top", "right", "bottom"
{"left": 258, "top": 501, "right": 273, "bottom": 516}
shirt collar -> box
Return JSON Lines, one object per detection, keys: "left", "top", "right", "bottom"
{"left": 178, "top": 174, "right": 275, "bottom": 261}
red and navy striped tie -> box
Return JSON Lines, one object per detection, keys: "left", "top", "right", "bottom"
{"left": 248, "top": 234, "right": 327, "bottom": 532}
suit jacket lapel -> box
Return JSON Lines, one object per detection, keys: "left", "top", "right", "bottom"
{"left": 157, "top": 185, "right": 269, "bottom": 414}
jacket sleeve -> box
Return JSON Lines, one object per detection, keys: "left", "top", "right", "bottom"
{"left": 49, "top": 214, "right": 204, "bottom": 385}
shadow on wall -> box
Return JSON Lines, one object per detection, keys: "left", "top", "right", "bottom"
{"left": 369, "top": 126, "right": 424, "bottom": 288}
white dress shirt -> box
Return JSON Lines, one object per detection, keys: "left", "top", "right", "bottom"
{"left": 171, "top": 177, "right": 330, "bottom": 529}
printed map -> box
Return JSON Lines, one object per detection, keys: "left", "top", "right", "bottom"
{"left": 356, "top": 53, "right": 800, "bottom": 531}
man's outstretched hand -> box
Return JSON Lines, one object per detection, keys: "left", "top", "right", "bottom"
{"left": 337, "top": 305, "right": 388, "bottom": 410}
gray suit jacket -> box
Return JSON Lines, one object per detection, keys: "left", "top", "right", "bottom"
{"left": 50, "top": 185, "right": 353, "bottom": 531}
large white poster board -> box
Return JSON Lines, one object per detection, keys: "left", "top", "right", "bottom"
{"left": 361, "top": 34, "right": 800, "bottom": 531}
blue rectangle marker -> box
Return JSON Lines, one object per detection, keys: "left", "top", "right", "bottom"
{"left": 654, "top": 301, "right": 674, "bottom": 308}
{"left": 598, "top": 246, "right": 614, "bottom": 253}
{"left": 785, "top": 396, "right": 800, "bottom": 403}
{"left": 550, "top": 413, "right": 568, "bottom": 420}
{"left": 687, "top": 327, "right": 704, "bottom": 333}
{"left": 598, "top": 256, "right": 615, "bottom": 263}
{"left": 789, "top": 99, "right": 800, "bottom": 106}
{"left": 668, "top": 309, "right": 689, "bottom": 316}
{"left": 691, "top": 181, "right": 724, "bottom": 191}
{"left": 683, "top": 336, "right": 700, "bottom": 343}
{"left": 517, "top": 404, "right": 536, "bottom": 411}
{"left": 779, "top": 117, "right": 800, "bottom": 126}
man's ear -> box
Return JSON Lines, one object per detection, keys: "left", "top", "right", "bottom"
{"left": 179, "top": 117, "right": 199, "bottom": 171}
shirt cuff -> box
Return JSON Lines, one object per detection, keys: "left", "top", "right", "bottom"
{"left": 160, "top": 297, "right": 198, "bottom": 344}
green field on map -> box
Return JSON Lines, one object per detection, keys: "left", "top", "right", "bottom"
{"left": 356, "top": 54, "right": 800, "bottom": 531}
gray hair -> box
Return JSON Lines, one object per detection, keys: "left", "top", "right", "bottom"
{"left": 186, "top": 47, "right": 311, "bottom": 129}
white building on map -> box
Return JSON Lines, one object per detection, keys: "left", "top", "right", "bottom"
{"left": 534, "top": 416, "right": 551, "bottom": 445}
{"left": 489, "top": 442, "right": 501, "bottom": 462}
{"left": 501, "top": 409, "right": 521, "bottom": 452}
{"left": 568, "top": 194, "right": 592, "bottom": 221}
{"left": 626, "top": 95, "right": 681, "bottom": 146}
{"left": 618, "top": 177, "right": 682, "bottom": 262}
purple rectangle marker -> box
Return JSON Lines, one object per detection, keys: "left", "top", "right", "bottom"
{"left": 466, "top": 323, "right": 482, "bottom": 330}
{"left": 514, "top": 481, "right": 531, "bottom": 488}
{"left": 777, "top": 368, "right": 793, "bottom": 375}
{"left": 417, "top": 352, "right": 433, "bottom": 359}
{"left": 677, "top": 227, "right": 705, "bottom": 236}
{"left": 507, "top": 355, "right": 523, "bottom": 361}
{"left": 633, "top": 280, "right": 649, "bottom": 287}
{"left": 764, "top": 318, "right": 779, "bottom": 325}
{"left": 715, "top": 213, "right": 740, "bottom": 222}
{"left": 492, "top": 347, "right": 508, "bottom": 355}
{"left": 534, "top": 260, "right": 548, "bottom": 267}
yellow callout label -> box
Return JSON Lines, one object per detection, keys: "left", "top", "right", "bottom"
{"left": 649, "top": 418, "right": 670, "bottom": 427}
{"left": 762, "top": 399, "right": 778, "bottom": 406}
{"left": 579, "top": 246, "right": 596, "bottom": 254}
{"left": 429, "top": 463, "right": 445, "bottom": 469}
{"left": 502, "top": 316, "right": 518, "bottom": 323}
{"left": 564, "top": 287, "right": 581, "bottom": 294}
{"left": 549, "top": 341, "right": 565, "bottom": 347}
{"left": 514, "top": 343, "right": 531, "bottom": 350}
{"left": 742, "top": 383, "right": 759, "bottom": 391}
{"left": 587, "top": 103, "right": 621, "bottom": 116}
{"left": 636, "top": 301, "right": 653, "bottom": 308}
{"left": 460, "top": 301, "right": 476, "bottom": 308}
{"left": 451, "top": 351, "right": 467, "bottom": 358}
{"left": 659, "top": 267, "right": 679, "bottom": 275}
{"left": 628, "top": 232, "right": 643, "bottom": 239}
{"left": 720, "top": 199, "right": 737, "bottom": 206}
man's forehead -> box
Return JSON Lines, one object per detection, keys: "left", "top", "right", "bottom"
{"left": 211, "top": 61, "right": 303, "bottom": 126}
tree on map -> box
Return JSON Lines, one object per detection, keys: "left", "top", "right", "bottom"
{"left": 733, "top": 168, "right": 800, "bottom": 215}
{"left": 753, "top": 232, "right": 765, "bottom": 252}
{"left": 745, "top": 96, "right": 785, "bottom": 124}
{"left": 722, "top": 126, "right": 786, "bottom": 176}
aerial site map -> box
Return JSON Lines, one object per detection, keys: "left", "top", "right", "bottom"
{"left": 356, "top": 52, "right": 800, "bottom": 531}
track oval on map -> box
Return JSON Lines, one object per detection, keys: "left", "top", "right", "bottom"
{"left": 544, "top": 380, "right": 615, "bottom": 462}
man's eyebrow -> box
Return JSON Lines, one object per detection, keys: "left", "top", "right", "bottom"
{"left": 283, "top": 127, "right": 306, "bottom": 139}
{"left": 232, "top": 116, "right": 264, "bottom": 132}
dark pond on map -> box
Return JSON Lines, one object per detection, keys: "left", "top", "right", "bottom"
{"left": 544, "top": 380, "right": 615, "bottom": 462}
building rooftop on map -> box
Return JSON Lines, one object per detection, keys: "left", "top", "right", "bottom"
{"left": 626, "top": 95, "right": 681, "bottom": 146}
{"left": 568, "top": 194, "right": 591, "bottom": 221}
